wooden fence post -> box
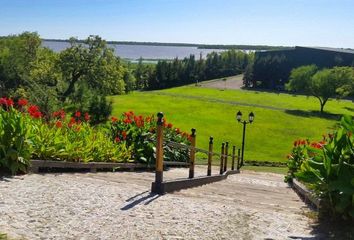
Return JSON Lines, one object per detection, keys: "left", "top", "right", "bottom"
{"left": 155, "top": 112, "right": 164, "bottom": 185}
{"left": 207, "top": 136, "right": 213, "bottom": 176}
{"left": 224, "top": 142, "right": 229, "bottom": 172}
{"left": 237, "top": 148, "right": 241, "bottom": 170}
{"left": 231, "top": 146, "right": 236, "bottom": 170}
{"left": 220, "top": 143, "right": 225, "bottom": 174}
{"left": 189, "top": 128, "right": 196, "bottom": 179}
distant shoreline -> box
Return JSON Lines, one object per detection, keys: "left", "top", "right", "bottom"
{"left": 42, "top": 38, "right": 290, "bottom": 51}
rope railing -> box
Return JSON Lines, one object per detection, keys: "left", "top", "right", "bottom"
{"left": 151, "top": 112, "right": 242, "bottom": 194}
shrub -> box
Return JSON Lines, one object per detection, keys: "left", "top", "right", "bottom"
{"left": 0, "top": 98, "right": 32, "bottom": 174}
{"left": 110, "top": 111, "right": 190, "bottom": 164}
{"left": 286, "top": 115, "right": 354, "bottom": 220}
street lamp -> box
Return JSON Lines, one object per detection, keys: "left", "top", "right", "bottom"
{"left": 236, "top": 111, "right": 254, "bottom": 167}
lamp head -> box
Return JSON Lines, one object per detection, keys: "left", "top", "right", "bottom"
{"left": 236, "top": 111, "right": 242, "bottom": 122}
{"left": 249, "top": 112, "right": 255, "bottom": 123}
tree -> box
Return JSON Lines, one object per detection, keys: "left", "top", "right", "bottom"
{"left": 286, "top": 65, "right": 318, "bottom": 92}
{"left": 57, "top": 36, "right": 125, "bottom": 102}
{"left": 287, "top": 65, "right": 354, "bottom": 113}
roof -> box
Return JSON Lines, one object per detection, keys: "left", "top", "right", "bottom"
{"left": 295, "top": 46, "right": 354, "bottom": 55}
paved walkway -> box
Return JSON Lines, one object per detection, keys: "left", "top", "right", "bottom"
{"left": 0, "top": 166, "right": 317, "bottom": 239}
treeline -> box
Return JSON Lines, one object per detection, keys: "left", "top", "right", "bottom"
{"left": 133, "top": 50, "right": 253, "bottom": 90}
{"left": 42, "top": 38, "right": 288, "bottom": 51}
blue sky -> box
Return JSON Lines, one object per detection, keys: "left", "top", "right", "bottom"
{"left": 0, "top": 0, "right": 353, "bottom": 48}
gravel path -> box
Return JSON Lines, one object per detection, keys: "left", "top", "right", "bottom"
{"left": 0, "top": 166, "right": 316, "bottom": 239}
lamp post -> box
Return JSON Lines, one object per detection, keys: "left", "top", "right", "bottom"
{"left": 236, "top": 111, "right": 254, "bottom": 167}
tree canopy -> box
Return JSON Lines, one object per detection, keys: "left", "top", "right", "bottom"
{"left": 287, "top": 65, "right": 354, "bottom": 113}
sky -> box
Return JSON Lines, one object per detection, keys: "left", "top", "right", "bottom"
{"left": 0, "top": 0, "right": 353, "bottom": 48}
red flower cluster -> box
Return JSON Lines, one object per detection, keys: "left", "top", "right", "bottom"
{"left": 17, "top": 99, "right": 28, "bottom": 107}
{"left": 28, "top": 105, "right": 42, "bottom": 119}
{"left": 53, "top": 109, "right": 66, "bottom": 120}
{"left": 310, "top": 140, "right": 326, "bottom": 149}
{"left": 0, "top": 97, "right": 14, "bottom": 108}
{"left": 293, "top": 139, "right": 308, "bottom": 147}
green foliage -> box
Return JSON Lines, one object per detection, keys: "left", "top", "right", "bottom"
{"left": 287, "top": 65, "right": 354, "bottom": 113}
{"left": 110, "top": 111, "right": 190, "bottom": 164}
{"left": 286, "top": 65, "right": 318, "bottom": 92}
{"left": 29, "top": 120, "right": 130, "bottom": 163}
{"left": 87, "top": 95, "right": 113, "bottom": 124}
{"left": 0, "top": 105, "right": 32, "bottom": 174}
{"left": 286, "top": 116, "right": 354, "bottom": 220}
{"left": 58, "top": 35, "right": 126, "bottom": 101}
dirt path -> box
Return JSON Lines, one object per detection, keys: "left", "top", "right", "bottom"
{"left": 0, "top": 166, "right": 317, "bottom": 239}
{"left": 199, "top": 75, "right": 244, "bottom": 90}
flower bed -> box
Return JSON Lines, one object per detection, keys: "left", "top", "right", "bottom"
{"left": 285, "top": 115, "right": 354, "bottom": 220}
{"left": 0, "top": 98, "right": 190, "bottom": 175}
{"left": 109, "top": 111, "right": 191, "bottom": 164}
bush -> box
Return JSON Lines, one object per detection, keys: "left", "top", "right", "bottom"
{"left": 110, "top": 111, "right": 191, "bottom": 164}
{"left": 286, "top": 115, "right": 354, "bottom": 220}
{"left": 0, "top": 98, "right": 32, "bottom": 174}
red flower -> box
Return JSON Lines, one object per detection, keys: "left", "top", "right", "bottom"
{"left": 53, "top": 109, "right": 66, "bottom": 119}
{"left": 122, "top": 131, "right": 127, "bottom": 140}
{"left": 55, "top": 121, "right": 63, "bottom": 128}
{"left": 28, "top": 105, "right": 39, "bottom": 113}
{"left": 0, "top": 97, "right": 14, "bottom": 107}
{"left": 69, "top": 117, "right": 76, "bottom": 124}
{"left": 18, "top": 99, "right": 28, "bottom": 107}
{"left": 310, "top": 142, "right": 323, "bottom": 149}
{"left": 111, "top": 116, "right": 118, "bottom": 122}
{"left": 75, "top": 111, "right": 81, "bottom": 118}
{"left": 167, "top": 123, "right": 173, "bottom": 128}
{"left": 84, "top": 113, "right": 90, "bottom": 122}
{"left": 115, "top": 137, "right": 121, "bottom": 143}
{"left": 175, "top": 128, "right": 181, "bottom": 134}
{"left": 28, "top": 105, "right": 42, "bottom": 119}
{"left": 123, "top": 118, "right": 132, "bottom": 124}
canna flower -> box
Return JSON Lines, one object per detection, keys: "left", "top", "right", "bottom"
{"left": 75, "top": 111, "right": 81, "bottom": 118}
{"left": 115, "top": 137, "right": 121, "bottom": 143}
{"left": 111, "top": 116, "right": 118, "bottom": 122}
{"left": 55, "top": 121, "right": 63, "bottom": 128}
{"left": 84, "top": 113, "right": 90, "bottom": 122}
{"left": 167, "top": 123, "right": 173, "bottom": 128}
{"left": 122, "top": 131, "right": 127, "bottom": 140}
{"left": 17, "top": 98, "right": 28, "bottom": 107}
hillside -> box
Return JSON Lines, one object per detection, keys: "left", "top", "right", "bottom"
{"left": 109, "top": 82, "right": 353, "bottom": 163}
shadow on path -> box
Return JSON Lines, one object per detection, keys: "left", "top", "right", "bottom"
{"left": 121, "top": 191, "right": 161, "bottom": 211}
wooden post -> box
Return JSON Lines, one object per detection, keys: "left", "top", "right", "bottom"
{"left": 189, "top": 128, "right": 196, "bottom": 179}
{"left": 155, "top": 112, "right": 164, "bottom": 185}
{"left": 207, "top": 136, "right": 213, "bottom": 176}
{"left": 224, "top": 142, "right": 229, "bottom": 172}
{"left": 219, "top": 143, "right": 225, "bottom": 174}
{"left": 231, "top": 146, "right": 236, "bottom": 170}
{"left": 237, "top": 148, "right": 241, "bottom": 170}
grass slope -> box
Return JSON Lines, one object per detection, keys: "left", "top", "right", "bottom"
{"left": 109, "top": 86, "right": 353, "bottom": 163}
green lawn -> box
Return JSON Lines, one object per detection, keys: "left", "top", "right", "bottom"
{"left": 109, "top": 85, "right": 353, "bottom": 163}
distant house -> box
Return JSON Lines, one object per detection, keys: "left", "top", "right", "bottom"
{"left": 250, "top": 46, "right": 354, "bottom": 89}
